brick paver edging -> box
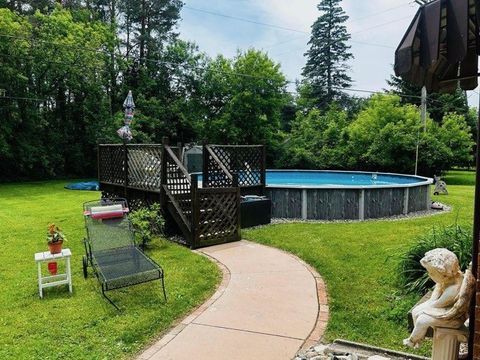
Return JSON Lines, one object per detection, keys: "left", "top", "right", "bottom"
{"left": 294, "top": 257, "right": 329, "bottom": 351}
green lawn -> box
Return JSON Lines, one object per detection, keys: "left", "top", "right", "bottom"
{"left": 244, "top": 170, "right": 476, "bottom": 356}
{"left": 0, "top": 181, "right": 220, "bottom": 360}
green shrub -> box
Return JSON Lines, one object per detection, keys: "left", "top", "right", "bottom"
{"left": 397, "top": 223, "right": 472, "bottom": 294}
{"left": 129, "top": 203, "right": 165, "bottom": 247}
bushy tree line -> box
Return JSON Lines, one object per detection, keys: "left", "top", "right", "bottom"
{"left": 280, "top": 95, "right": 474, "bottom": 176}
{"left": 279, "top": 0, "right": 475, "bottom": 177}
{"left": 0, "top": 2, "right": 289, "bottom": 180}
{"left": 0, "top": 0, "right": 476, "bottom": 180}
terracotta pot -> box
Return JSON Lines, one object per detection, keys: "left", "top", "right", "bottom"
{"left": 48, "top": 240, "right": 63, "bottom": 254}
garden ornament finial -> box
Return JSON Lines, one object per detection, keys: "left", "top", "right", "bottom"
{"left": 403, "top": 249, "right": 475, "bottom": 349}
{"left": 117, "top": 90, "right": 135, "bottom": 142}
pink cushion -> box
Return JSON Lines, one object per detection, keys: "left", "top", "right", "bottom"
{"left": 91, "top": 210, "right": 124, "bottom": 220}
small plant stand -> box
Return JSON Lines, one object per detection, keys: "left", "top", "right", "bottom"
{"left": 34, "top": 248, "right": 72, "bottom": 298}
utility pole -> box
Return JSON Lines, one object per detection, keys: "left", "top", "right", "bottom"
{"left": 415, "top": 86, "right": 427, "bottom": 175}
{"left": 421, "top": 86, "right": 427, "bottom": 132}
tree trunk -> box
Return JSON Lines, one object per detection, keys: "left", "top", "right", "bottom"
{"left": 110, "top": 0, "right": 116, "bottom": 116}
{"left": 139, "top": 0, "right": 146, "bottom": 65}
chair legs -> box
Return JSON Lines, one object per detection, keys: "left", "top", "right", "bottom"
{"left": 100, "top": 279, "right": 166, "bottom": 310}
{"left": 102, "top": 285, "right": 120, "bottom": 310}
{"left": 161, "top": 275, "right": 167, "bottom": 302}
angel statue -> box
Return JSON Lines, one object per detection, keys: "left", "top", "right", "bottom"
{"left": 403, "top": 248, "right": 475, "bottom": 349}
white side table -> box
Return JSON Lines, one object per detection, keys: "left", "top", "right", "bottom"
{"left": 34, "top": 248, "right": 72, "bottom": 298}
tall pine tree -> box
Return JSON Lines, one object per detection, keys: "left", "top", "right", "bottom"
{"left": 302, "top": 0, "right": 353, "bottom": 109}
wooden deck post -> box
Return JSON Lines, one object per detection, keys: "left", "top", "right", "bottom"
{"left": 261, "top": 145, "right": 266, "bottom": 195}
{"left": 202, "top": 142, "right": 209, "bottom": 188}
{"left": 97, "top": 144, "right": 101, "bottom": 192}
{"left": 160, "top": 137, "right": 169, "bottom": 207}
{"left": 123, "top": 142, "right": 129, "bottom": 198}
{"left": 469, "top": 105, "right": 480, "bottom": 359}
{"left": 191, "top": 174, "right": 199, "bottom": 249}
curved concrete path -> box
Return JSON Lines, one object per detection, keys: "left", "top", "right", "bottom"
{"left": 138, "top": 241, "right": 327, "bottom": 360}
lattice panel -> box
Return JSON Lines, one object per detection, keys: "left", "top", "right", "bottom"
{"left": 98, "top": 146, "right": 126, "bottom": 185}
{"left": 127, "top": 145, "right": 162, "bottom": 191}
{"left": 125, "top": 188, "right": 161, "bottom": 212}
{"left": 196, "top": 189, "right": 240, "bottom": 247}
{"left": 101, "top": 183, "right": 160, "bottom": 213}
{"left": 208, "top": 146, "right": 264, "bottom": 188}
{"left": 205, "top": 147, "right": 232, "bottom": 188}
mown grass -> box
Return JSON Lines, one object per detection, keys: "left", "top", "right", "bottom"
{"left": 244, "top": 170, "right": 476, "bottom": 356}
{"left": 0, "top": 180, "right": 220, "bottom": 360}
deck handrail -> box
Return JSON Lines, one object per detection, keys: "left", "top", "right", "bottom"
{"left": 165, "top": 145, "right": 191, "bottom": 184}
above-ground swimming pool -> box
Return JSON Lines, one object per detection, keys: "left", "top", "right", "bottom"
{"left": 264, "top": 170, "right": 433, "bottom": 221}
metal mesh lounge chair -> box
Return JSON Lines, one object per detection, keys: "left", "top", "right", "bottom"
{"left": 82, "top": 198, "right": 166, "bottom": 309}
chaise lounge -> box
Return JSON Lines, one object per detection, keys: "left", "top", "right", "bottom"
{"left": 82, "top": 198, "right": 166, "bottom": 309}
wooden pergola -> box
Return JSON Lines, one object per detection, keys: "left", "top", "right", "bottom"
{"left": 394, "top": 0, "right": 480, "bottom": 358}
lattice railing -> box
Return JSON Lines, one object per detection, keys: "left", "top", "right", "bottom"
{"left": 101, "top": 184, "right": 160, "bottom": 212}
{"left": 98, "top": 145, "right": 126, "bottom": 186}
{"left": 98, "top": 144, "right": 162, "bottom": 192}
{"left": 203, "top": 145, "right": 234, "bottom": 188}
{"left": 204, "top": 145, "right": 265, "bottom": 189}
{"left": 194, "top": 187, "right": 240, "bottom": 247}
{"left": 127, "top": 145, "right": 162, "bottom": 191}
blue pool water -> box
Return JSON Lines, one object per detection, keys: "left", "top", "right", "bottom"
{"left": 265, "top": 170, "right": 427, "bottom": 187}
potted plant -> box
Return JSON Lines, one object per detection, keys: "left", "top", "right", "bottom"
{"left": 47, "top": 224, "right": 67, "bottom": 254}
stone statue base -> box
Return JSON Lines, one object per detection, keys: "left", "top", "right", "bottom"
{"left": 432, "top": 326, "right": 468, "bottom": 360}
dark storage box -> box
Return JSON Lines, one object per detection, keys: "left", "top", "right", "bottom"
{"left": 240, "top": 196, "right": 271, "bottom": 228}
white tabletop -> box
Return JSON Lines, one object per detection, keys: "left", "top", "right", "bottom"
{"left": 34, "top": 248, "right": 72, "bottom": 261}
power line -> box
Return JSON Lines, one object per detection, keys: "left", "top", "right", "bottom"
{"left": 0, "top": 41, "right": 450, "bottom": 105}
{"left": 261, "top": 2, "right": 414, "bottom": 51}
{"left": 0, "top": 34, "right": 302, "bottom": 84}
{"left": 0, "top": 95, "right": 45, "bottom": 102}
{"left": 184, "top": 6, "right": 309, "bottom": 34}
{"left": 272, "top": 38, "right": 394, "bottom": 57}
{"left": 284, "top": 86, "right": 448, "bottom": 106}
{"left": 350, "top": 16, "right": 413, "bottom": 36}
{"left": 348, "top": 2, "right": 414, "bottom": 23}
{"left": 0, "top": 33, "right": 113, "bottom": 58}
{"left": 184, "top": 6, "right": 401, "bottom": 50}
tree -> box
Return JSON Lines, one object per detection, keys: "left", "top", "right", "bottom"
{"left": 131, "top": 39, "right": 208, "bottom": 144}
{"left": 0, "top": 7, "right": 115, "bottom": 180}
{"left": 199, "top": 49, "right": 289, "bottom": 164}
{"left": 279, "top": 105, "right": 349, "bottom": 169}
{"left": 302, "top": 0, "right": 353, "bottom": 109}
{"left": 347, "top": 94, "right": 474, "bottom": 175}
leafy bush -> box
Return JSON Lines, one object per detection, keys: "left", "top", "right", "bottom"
{"left": 397, "top": 223, "right": 472, "bottom": 294}
{"left": 347, "top": 95, "right": 474, "bottom": 176}
{"left": 129, "top": 203, "right": 165, "bottom": 247}
{"left": 280, "top": 94, "right": 474, "bottom": 175}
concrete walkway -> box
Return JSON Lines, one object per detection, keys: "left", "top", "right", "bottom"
{"left": 138, "top": 241, "right": 328, "bottom": 360}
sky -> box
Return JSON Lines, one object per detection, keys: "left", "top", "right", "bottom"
{"left": 177, "top": 0, "right": 479, "bottom": 107}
